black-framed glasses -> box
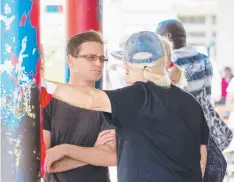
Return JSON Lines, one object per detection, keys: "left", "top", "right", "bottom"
{"left": 76, "top": 54, "right": 108, "bottom": 63}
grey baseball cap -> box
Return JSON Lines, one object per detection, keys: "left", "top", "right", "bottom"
{"left": 111, "top": 31, "right": 165, "bottom": 64}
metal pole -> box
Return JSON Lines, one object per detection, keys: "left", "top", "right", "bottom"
{"left": 65, "top": 0, "right": 103, "bottom": 88}
{"left": 1, "top": 0, "right": 41, "bottom": 181}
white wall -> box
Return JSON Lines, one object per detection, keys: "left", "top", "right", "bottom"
{"left": 216, "top": 0, "right": 234, "bottom": 69}
{"left": 40, "top": 0, "right": 66, "bottom": 82}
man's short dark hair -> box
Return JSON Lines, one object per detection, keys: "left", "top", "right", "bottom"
{"left": 156, "top": 19, "right": 186, "bottom": 49}
{"left": 66, "top": 30, "right": 103, "bottom": 57}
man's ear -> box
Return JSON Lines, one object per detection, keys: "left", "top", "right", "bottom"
{"left": 67, "top": 55, "right": 73, "bottom": 69}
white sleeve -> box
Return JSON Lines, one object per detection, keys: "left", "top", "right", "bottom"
{"left": 43, "top": 80, "right": 58, "bottom": 94}
{"left": 227, "top": 78, "right": 234, "bottom": 93}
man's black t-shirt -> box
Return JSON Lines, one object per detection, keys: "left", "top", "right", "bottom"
{"left": 43, "top": 98, "right": 112, "bottom": 182}
{"left": 104, "top": 81, "right": 209, "bottom": 182}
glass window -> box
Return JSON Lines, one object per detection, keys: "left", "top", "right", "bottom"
{"left": 188, "top": 32, "right": 206, "bottom": 37}
{"left": 178, "top": 15, "right": 206, "bottom": 24}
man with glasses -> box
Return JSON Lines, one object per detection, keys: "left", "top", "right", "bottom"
{"left": 43, "top": 31, "right": 116, "bottom": 182}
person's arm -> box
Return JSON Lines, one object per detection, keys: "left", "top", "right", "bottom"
{"left": 45, "top": 80, "right": 147, "bottom": 126}
{"left": 45, "top": 142, "right": 117, "bottom": 172}
{"left": 53, "top": 82, "right": 112, "bottom": 112}
{"left": 64, "top": 144, "right": 117, "bottom": 167}
{"left": 58, "top": 130, "right": 116, "bottom": 168}
{"left": 200, "top": 145, "right": 207, "bottom": 178}
{"left": 48, "top": 157, "right": 86, "bottom": 173}
{"left": 46, "top": 130, "right": 116, "bottom": 173}
{"left": 54, "top": 81, "right": 146, "bottom": 127}
{"left": 98, "top": 114, "right": 116, "bottom": 150}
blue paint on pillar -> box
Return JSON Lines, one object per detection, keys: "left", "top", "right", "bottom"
{"left": 1, "top": 0, "right": 40, "bottom": 181}
{"left": 65, "top": 58, "right": 70, "bottom": 83}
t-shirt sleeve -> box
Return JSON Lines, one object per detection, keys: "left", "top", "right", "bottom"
{"left": 100, "top": 113, "right": 114, "bottom": 132}
{"left": 104, "top": 82, "right": 148, "bottom": 127}
{"left": 42, "top": 99, "right": 54, "bottom": 132}
{"left": 200, "top": 108, "right": 209, "bottom": 145}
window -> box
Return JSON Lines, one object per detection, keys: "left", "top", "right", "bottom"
{"left": 188, "top": 32, "right": 206, "bottom": 37}
{"left": 178, "top": 15, "right": 206, "bottom": 24}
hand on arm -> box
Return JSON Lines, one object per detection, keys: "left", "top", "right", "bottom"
{"left": 61, "top": 143, "right": 117, "bottom": 167}
{"left": 95, "top": 129, "right": 116, "bottom": 147}
{"left": 45, "top": 129, "right": 117, "bottom": 173}
{"left": 43, "top": 130, "right": 87, "bottom": 173}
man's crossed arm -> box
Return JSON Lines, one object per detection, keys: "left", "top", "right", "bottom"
{"left": 44, "top": 129, "right": 116, "bottom": 173}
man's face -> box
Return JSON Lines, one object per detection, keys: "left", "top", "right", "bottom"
{"left": 68, "top": 41, "right": 104, "bottom": 82}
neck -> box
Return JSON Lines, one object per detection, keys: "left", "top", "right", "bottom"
{"left": 69, "top": 75, "right": 94, "bottom": 87}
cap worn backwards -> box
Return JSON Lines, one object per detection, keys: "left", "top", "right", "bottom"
{"left": 124, "top": 31, "right": 165, "bottom": 64}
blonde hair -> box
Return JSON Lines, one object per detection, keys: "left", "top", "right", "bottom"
{"left": 126, "top": 56, "right": 171, "bottom": 88}
{"left": 143, "top": 57, "right": 171, "bottom": 87}
{"left": 160, "top": 36, "right": 183, "bottom": 85}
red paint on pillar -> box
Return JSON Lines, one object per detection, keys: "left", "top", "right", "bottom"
{"left": 20, "top": 13, "right": 27, "bottom": 26}
{"left": 29, "top": 0, "right": 40, "bottom": 87}
{"left": 67, "top": 0, "right": 102, "bottom": 39}
{"left": 30, "top": 0, "right": 40, "bottom": 47}
{"left": 29, "top": 0, "right": 41, "bottom": 87}
{"left": 40, "top": 88, "right": 52, "bottom": 108}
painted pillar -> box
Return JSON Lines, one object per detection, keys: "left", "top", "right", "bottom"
{"left": 65, "top": 0, "right": 103, "bottom": 88}
{"left": 1, "top": 0, "right": 41, "bottom": 181}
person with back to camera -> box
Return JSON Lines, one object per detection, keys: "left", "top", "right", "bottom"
{"left": 43, "top": 31, "right": 209, "bottom": 182}
{"left": 156, "top": 19, "right": 233, "bottom": 182}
